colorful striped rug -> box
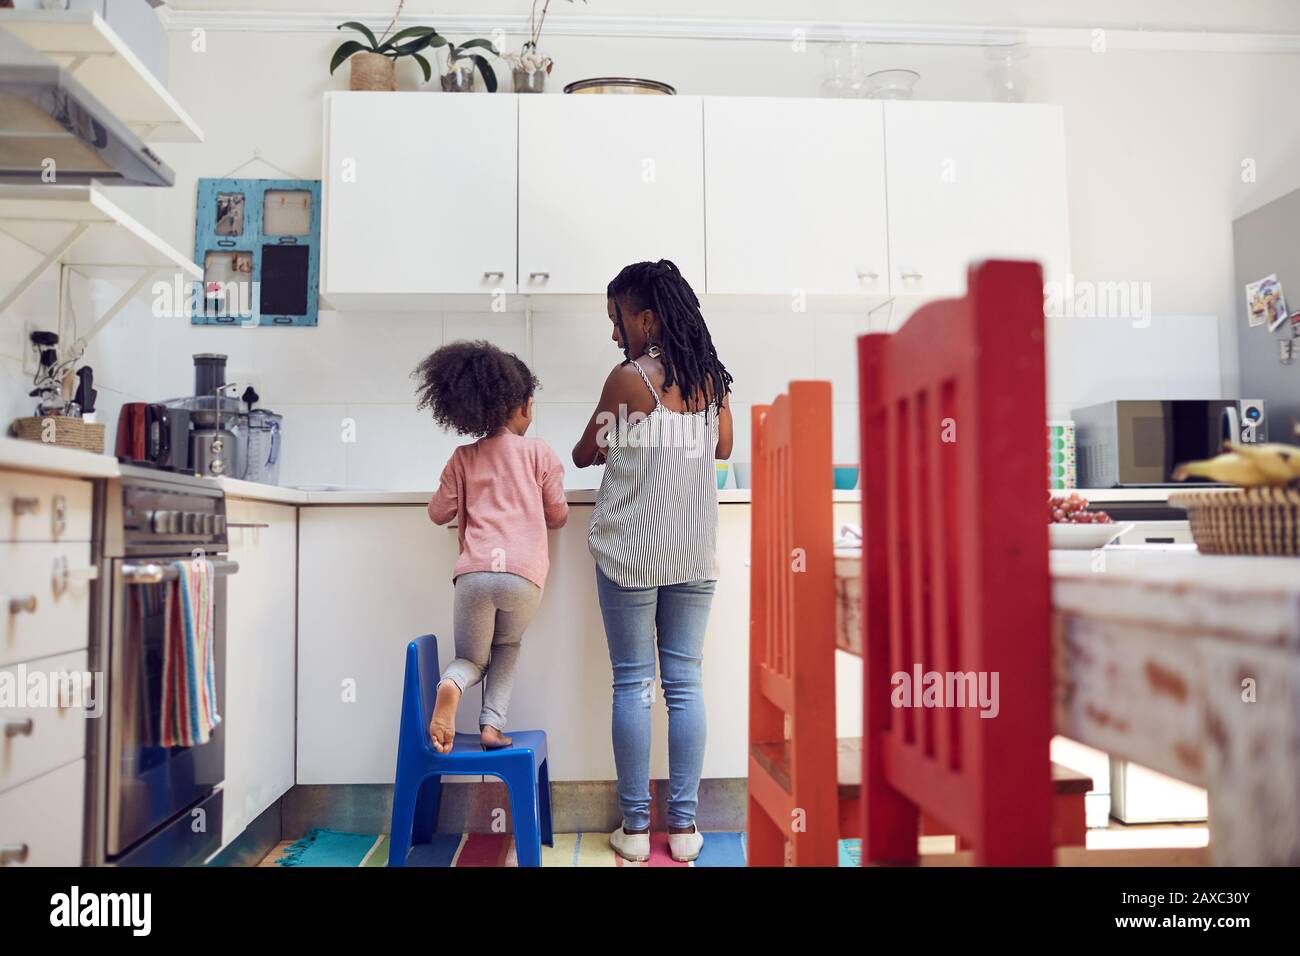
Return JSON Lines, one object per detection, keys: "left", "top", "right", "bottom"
{"left": 273, "top": 828, "right": 757, "bottom": 867}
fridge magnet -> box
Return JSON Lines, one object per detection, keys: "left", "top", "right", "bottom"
{"left": 1245, "top": 273, "right": 1288, "bottom": 331}
{"left": 1280, "top": 339, "right": 1294, "bottom": 366}
{"left": 1290, "top": 310, "right": 1300, "bottom": 337}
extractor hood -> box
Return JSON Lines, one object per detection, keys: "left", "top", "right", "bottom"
{"left": 0, "top": 28, "right": 173, "bottom": 187}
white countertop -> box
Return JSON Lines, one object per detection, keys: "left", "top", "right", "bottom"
{"left": 0, "top": 439, "right": 1185, "bottom": 507}
{"left": 0, "top": 436, "right": 121, "bottom": 478}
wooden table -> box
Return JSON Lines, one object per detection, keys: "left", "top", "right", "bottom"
{"left": 834, "top": 544, "right": 1300, "bottom": 866}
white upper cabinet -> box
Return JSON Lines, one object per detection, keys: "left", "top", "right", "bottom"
{"left": 704, "top": 97, "right": 889, "bottom": 296}
{"left": 322, "top": 92, "right": 518, "bottom": 306}
{"left": 882, "top": 101, "right": 1070, "bottom": 298}
{"left": 319, "top": 93, "right": 1069, "bottom": 307}
{"left": 517, "top": 95, "right": 706, "bottom": 294}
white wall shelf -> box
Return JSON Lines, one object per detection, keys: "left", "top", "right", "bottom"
{"left": 0, "top": 185, "right": 200, "bottom": 332}
{"left": 0, "top": 9, "right": 203, "bottom": 144}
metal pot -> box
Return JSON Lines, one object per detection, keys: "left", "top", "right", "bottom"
{"left": 563, "top": 77, "right": 676, "bottom": 95}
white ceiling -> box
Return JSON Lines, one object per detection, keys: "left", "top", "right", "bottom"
{"left": 157, "top": 1, "right": 1300, "bottom": 35}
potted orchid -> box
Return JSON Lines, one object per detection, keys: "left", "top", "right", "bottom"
{"left": 439, "top": 38, "right": 501, "bottom": 92}
{"left": 329, "top": 1, "right": 441, "bottom": 90}
{"left": 504, "top": 0, "right": 587, "bottom": 93}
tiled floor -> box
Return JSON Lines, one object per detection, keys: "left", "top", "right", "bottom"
{"left": 257, "top": 821, "right": 1209, "bottom": 867}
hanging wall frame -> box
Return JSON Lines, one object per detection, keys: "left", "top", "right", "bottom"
{"left": 193, "top": 178, "right": 322, "bottom": 326}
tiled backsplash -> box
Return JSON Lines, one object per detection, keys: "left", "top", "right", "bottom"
{"left": 3, "top": 268, "right": 1222, "bottom": 491}
{"left": 17, "top": 273, "right": 871, "bottom": 490}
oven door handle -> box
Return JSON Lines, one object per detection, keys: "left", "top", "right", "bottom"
{"left": 121, "top": 559, "right": 240, "bottom": 585}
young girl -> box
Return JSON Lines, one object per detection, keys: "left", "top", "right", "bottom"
{"left": 415, "top": 340, "right": 568, "bottom": 753}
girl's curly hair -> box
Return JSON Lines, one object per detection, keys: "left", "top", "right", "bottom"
{"left": 413, "top": 340, "right": 539, "bottom": 438}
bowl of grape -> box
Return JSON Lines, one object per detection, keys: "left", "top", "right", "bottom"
{"left": 1048, "top": 494, "right": 1132, "bottom": 550}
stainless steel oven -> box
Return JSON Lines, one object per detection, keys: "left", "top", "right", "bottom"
{"left": 91, "top": 467, "right": 236, "bottom": 866}
{"left": 1074, "top": 399, "right": 1267, "bottom": 487}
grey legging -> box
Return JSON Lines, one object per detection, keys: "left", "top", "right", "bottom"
{"left": 440, "top": 571, "right": 542, "bottom": 730}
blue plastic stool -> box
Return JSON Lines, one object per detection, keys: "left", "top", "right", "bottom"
{"left": 389, "top": 634, "right": 553, "bottom": 867}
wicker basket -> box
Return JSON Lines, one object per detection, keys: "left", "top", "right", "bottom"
{"left": 10, "top": 416, "right": 106, "bottom": 453}
{"left": 1168, "top": 486, "right": 1300, "bottom": 556}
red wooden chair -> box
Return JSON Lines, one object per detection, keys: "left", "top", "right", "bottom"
{"left": 857, "top": 259, "right": 1054, "bottom": 866}
{"left": 747, "top": 382, "right": 843, "bottom": 866}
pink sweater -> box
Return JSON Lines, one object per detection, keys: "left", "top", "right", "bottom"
{"left": 427, "top": 430, "right": 569, "bottom": 588}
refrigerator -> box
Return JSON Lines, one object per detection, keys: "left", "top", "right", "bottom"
{"left": 1233, "top": 187, "right": 1300, "bottom": 441}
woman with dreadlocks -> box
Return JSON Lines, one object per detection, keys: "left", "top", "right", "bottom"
{"left": 572, "top": 259, "right": 734, "bottom": 863}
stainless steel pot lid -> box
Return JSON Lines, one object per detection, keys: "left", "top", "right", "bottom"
{"left": 563, "top": 77, "right": 676, "bottom": 95}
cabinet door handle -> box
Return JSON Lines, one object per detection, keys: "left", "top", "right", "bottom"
{"left": 0, "top": 844, "right": 30, "bottom": 865}
{"left": 900, "top": 271, "right": 924, "bottom": 280}
{"left": 483, "top": 271, "right": 505, "bottom": 280}
{"left": 528, "top": 271, "right": 550, "bottom": 281}
{"left": 226, "top": 523, "right": 270, "bottom": 529}
{"left": 857, "top": 271, "right": 879, "bottom": 281}
{"left": 6, "top": 595, "right": 37, "bottom": 615}
{"left": 4, "top": 719, "right": 33, "bottom": 738}
{"left": 51, "top": 495, "right": 67, "bottom": 537}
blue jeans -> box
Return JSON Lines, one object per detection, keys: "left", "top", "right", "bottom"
{"left": 595, "top": 567, "right": 716, "bottom": 831}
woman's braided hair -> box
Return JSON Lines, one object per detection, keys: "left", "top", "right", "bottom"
{"left": 607, "top": 259, "right": 733, "bottom": 411}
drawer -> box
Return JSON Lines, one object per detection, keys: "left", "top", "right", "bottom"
{"left": 0, "top": 472, "right": 93, "bottom": 543}
{"left": 0, "top": 758, "right": 85, "bottom": 866}
{"left": 0, "top": 542, "right": 96, "bottom": 667}
{"left": 0, "top": 649, "right": 90, "bottom": 794}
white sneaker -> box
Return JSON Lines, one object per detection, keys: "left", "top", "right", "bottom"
{"left": 609, "top": 825, "right": 650, "bottom": 862}
{"left": 669, "top": 825, "right": 704, "bottom": 862}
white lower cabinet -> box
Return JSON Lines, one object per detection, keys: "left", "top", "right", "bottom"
{"left": 297, "top": 507, "right": 457, "bottom": 784}
{"left": 220, "top": 499, "right": 297, "bottom": 849}
{"left": 295, "top": 503, "right": 787, "bottom": 784}
{"left": 0, "top": 759, "right": 84, "bottom": 866}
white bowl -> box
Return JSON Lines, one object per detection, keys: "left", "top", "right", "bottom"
{"left": 1048, "top": 521, "right": 1133, "bottom": 550}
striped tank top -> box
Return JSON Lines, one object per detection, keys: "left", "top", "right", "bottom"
{"left": 588, "top": 359, "right": 720, "bottom": 589}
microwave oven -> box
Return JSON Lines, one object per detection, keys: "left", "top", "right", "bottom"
{"left": 1073, "top": 399, "right": 1267, "bottom": 487}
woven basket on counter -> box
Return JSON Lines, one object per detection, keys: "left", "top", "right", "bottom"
{"left": 1168, "top": 486, "right": 1300, "bottom": 556}
{"left": 10, "top": 416, "right": 106, "bottom": 454}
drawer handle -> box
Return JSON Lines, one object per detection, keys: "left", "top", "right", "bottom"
{"left": 528, "top": 271, "right": 550, "bottom": 281}
{"left": 900, "top": 271, "right": 924, "bottom": 281}
{"left": 6, "top": 595, "right": 37, "bottom": 615}
{"left": 0, "top": 844, "right": 29, "bottom": 865}
{"left": 4, "top": 719, "right": 33, "bottom": 738}
{"left": 857, "top": 271, "right": 879, "bottom": 281}
{"left": 51, "top": 494, "right": 67, "bottom": 537}
{"left": 483, "top": 271, "right": 505, "bottom": 280}
{"left": 52, "top": 556, "right": 99, "bottom": 596}
{"left": 226, "top": 523, "right": 269, "bottom": 529}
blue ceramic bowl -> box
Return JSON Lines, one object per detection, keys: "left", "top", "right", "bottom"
{"left": 833, "top": 465, "right": 860, "bottom": 490}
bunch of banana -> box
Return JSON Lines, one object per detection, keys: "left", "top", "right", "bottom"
{"left": 1173, "top": 441, "right": 1300, "bottom": 487}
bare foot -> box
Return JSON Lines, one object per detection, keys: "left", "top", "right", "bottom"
{"left": 480, "top": 724, "right": 513, "bottom": 750}
{"left": 428, "top": 680, "right": 461, "bottom": 753}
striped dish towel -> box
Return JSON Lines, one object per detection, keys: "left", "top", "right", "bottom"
{"left": 159, "top": 558, "right": 221, "bottom": 746}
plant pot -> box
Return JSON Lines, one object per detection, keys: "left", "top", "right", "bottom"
{"left": 349, "top": 51, "right": 396, "bottom": 91}
{"left": 440, "top": 61, "right": 476, "bottom": 92}
{"left": 513, "top": 66, "right": 546, "bottom": 93}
